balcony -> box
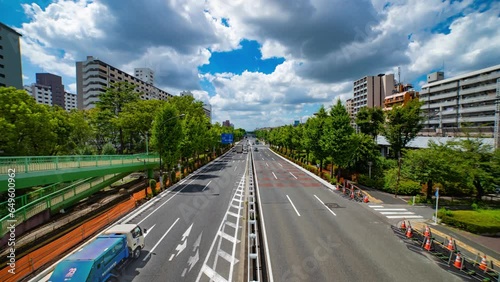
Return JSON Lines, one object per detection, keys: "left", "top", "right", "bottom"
{"left": 460, "top": 84, "right": 497, "bottom": 96}
{"left": 426, "top": 100, "right": 457, "bottom": 109}
{"left": 460, "top": 115, "right": 496, "bottom": 123}
{"left": 459, "top": 94, "right": 497, "bottom": 105}
{"left": 426, "top": 81, "right": 458, "bottom": 93}
{"left": 459, "top": 105, "right": 495, "bottom": 114}
{"left": 460, "top": 72, "right": 500, "bottom": 86}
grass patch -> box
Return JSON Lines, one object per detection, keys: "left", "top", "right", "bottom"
{"left": 438, "top": 209, "right": 500, "bottom": 235}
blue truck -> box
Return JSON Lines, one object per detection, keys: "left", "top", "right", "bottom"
{"left": 48, "top": 224, "right": 146, "bottom": 282}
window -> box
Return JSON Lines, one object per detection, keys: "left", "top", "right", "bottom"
{"left": 132, "top": 227, "right": 142, "bottom": 238}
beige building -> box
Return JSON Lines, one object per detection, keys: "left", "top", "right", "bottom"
{"left": 345, "top": 98, "right": 355, "bottom": 126}
{"left": 76, "top": 56, "right": 173, "bottom": 109}
{"left": 25, "top": 84, "right": 52, "bottom": 106}
{"left": 352, "top": 74, "right": 395, "bottom": 116}
{"left": 383, "top": 84, "right": 419, "bottom": 111}
{"left": 0, "top": 22, "right": 23, "bottom": 89}
{"left": 420, "top": 65, "right": 500, "bottom": 142}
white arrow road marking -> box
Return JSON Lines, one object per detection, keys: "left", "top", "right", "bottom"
{"left": 175, "top": 239, "right": 187, "bottom": 256}
{"left": 193, "top": 232, "right": 202, "bottom": 251}
{"left": 182, "top": 223, "right": 193, "bottom": 241}
{"left": 188, "top": 249, "right": 200, "bottom": 272}
{"left": 144, "top": 224, "right": 156, "bottom": 238}
{"left": 143, "top": 218, "right": 179, "bottom": 261}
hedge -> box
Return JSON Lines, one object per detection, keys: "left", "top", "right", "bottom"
{"left": 438, "top": 209, "right": 500, "bottom": 235}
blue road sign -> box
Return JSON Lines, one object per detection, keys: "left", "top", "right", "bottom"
{"left": 221, "top": 133, "right": 234, "bottom": 144}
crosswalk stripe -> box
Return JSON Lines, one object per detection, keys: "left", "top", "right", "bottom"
{"left": 380, "top": 211, "right": 415, "bottom": 215}
{"left": 386, "top": 215, "right": 423, "bottom": 219}
{"left": 374, "top": 208, "right": 407, "bottom": 211}
{"left": 369, "top": 205, "right": 384, "bottom": 208}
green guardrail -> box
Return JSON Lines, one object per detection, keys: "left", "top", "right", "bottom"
{"left": 0, "top": 154, "right": 160, "bottom": 174}
{"left": 0, "top": 173, "right": 126, "bottom": 238}
{"left": 0, "top": 179, "right": 91, "bottom": 219}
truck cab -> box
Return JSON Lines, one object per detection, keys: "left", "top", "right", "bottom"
{"left": 103, "top": 224, "right": 145, "bottom": 259}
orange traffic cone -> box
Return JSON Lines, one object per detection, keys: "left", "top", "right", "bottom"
{"left": 424, "top": 237, "right": 432, "bottom": 251}
{"left": 363, "top": 195, "right": 369, "bottom": 203}
{"left": 447, "top": 237, "right": 454, "bottom": 251}
{"left": 401, "top": 220, "right": 407, "bottom": 230}
{"left": 424, "top": 225, "right": 430, "bottom": 237}
{"left": 406, "top": 226, "right": 413, "bottom": 238}
{"left": 342, "top": 187, "right": 346, "bottom": 194}
{"left": 479, "top": 256, "right": 487, "bottom": 271}
{"left": 350, "top": 191, "right": 354, "bottom": 199}
{"left": 454, "top": 253, "right": 462, "bottom": 269}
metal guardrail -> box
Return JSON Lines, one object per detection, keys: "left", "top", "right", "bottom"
{"left": 0, "top": 174, "right": 119, "bottom": 238}
{"left": 248, "top": 150, "right": 262, "bottom": 282}
{"left": 0, "top": 154, "right": 159, "bottom": 174}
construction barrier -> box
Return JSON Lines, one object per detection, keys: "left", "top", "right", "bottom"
{"left": 397, "top": 220, "right": 500, "bottom": 282}
{"left": 0, "top": 185, "right": 157, "bottom": 282}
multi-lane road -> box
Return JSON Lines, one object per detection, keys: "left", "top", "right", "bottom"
{"left": 34, "top": 138, "right": 467, "bottom": 282}
{"left": 253, "top": 142, "right": 463, "bottom": 282}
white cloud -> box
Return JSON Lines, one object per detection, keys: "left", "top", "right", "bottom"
{"left": 67, "top": 83, "right": 77, "bottom": 93}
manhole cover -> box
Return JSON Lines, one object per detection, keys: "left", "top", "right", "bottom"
{"left": 325, "top": 203, "right": 341, "bottom": 208}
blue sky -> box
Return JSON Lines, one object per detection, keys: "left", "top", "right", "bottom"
{"left": 2, "top": 0, "right": 500, "bottom": 130}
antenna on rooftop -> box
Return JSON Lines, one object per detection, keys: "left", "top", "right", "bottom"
{"left": 398, "top": 66, "right": 401, "bottom": 86}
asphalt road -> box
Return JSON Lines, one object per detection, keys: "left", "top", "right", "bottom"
{"left": 120, "top": 151, "right": 249, "bottom": 282}
{"left": 253, "top": 144, "right": 465, "bottom": 282}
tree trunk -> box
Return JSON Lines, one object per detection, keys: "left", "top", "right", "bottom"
{"left": 119, "top": 127, "right": 124, "bottom": 154}
{"left": 474, "top": 178, "right": 484, "bottom": 201}
{"left": 426, "top": 179, "right": 433, "bottom": 200}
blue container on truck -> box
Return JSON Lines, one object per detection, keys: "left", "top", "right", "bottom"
{"left": 48, "top": 235, "right": 129, "bottom": 282}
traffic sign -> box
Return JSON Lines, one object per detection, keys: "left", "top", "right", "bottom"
{"left": 221, "top": 133, "right": 234, "bottom": 144}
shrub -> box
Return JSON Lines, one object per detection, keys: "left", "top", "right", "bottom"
{"left": 102, "top": 142, "right": 116, "bottom": 155}
{"left": 438, "top": 209, "right": 500, "bottom": 235}
{"left": 149, "top": 179, "right": 157, "bottom": 196}
{"left": 357, "top": 174, "right": 384, "bottom": 189}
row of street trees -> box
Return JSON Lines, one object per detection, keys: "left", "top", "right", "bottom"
{"left": 256, "top": 99, "right": 499, "bottom": 200}
{"left": 0, "top": 84, "right": 245, "bottom": 159}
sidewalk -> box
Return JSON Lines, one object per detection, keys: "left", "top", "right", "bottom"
{"left": 356, "top": 184, "right": 500, "bottom": 263}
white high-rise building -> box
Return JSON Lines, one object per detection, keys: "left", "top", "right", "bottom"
{"left": 352, "top": 74, "right": 395, "bottom": 116}
{"left": 64, "top": 91, "right": 77, "bottom": 111}
{"left": 420, "top": 64, "right": 500, "bottom": 139}
{"left": 25, "top": 84, "right": 52, "bottom": 106}
{"left": 134, "top": 68, "right": 154, "bottom": 85}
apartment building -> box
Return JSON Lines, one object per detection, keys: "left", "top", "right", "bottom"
{"left": 352, "top": 74, "right": 395, "bottom": 116}
{"left": 345, "top": 98, "right": 355, "bottom": 126}
{"left": 420, "top": 65, "right": 500, "bottom": 139}
{"left": 25, "top": 84, "right": 52, "bottom": 106}
{"left": 36, "top": 73, "right": 65, "bottom": 108}
{"left": 203, "top": 103, "right": 212, "bottom": 122}
{"left": 76, "top": 56, "right": 173, "bottom": 109}
{"left": 135, "top": 68, "right": 154, "bottom": 85}
{"left": 65, "top": 91, "right": 77, "bottom": 111}
{"left": 383, "top": 84, "right": 419, "bottom": 111}
{"left": 0, "top": 22, "right": 23, "bottom": 89}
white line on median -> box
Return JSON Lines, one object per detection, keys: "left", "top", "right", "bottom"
{"left": 286, "top": 195, "right": 301, "bottom": 216}
{"left": 314, "top": 195, "right": 337, "bottom": 216}
{"left": 289, "top": 172, "right": 297, "bottom": 179}
{"left": 272, "top": 172, "right": 277, "bottom": 179}
{"left": 143, "top": 218, "right": 180, "bottom": 261}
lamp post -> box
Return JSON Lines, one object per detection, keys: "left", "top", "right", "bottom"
{"left": 156, "top": 113, "right": 185, "bottom": 189}
{"left": 368, "top": 161, "right": 373, "bottom": 179}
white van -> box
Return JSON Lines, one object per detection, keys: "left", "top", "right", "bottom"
{"left": 103, "top": 224, "right": 146, "bottom": 259}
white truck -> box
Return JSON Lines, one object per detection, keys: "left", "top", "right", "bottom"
{"left": 235, "top": 144, "right": 243, "bottom": 153}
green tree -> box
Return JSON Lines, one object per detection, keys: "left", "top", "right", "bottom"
{"left": 96, "top": 82, "right": 141, "bottom": 153}
{"left": 307, "top": 106, "right": 329, "bottom": 172}
{"left": 67, "top": 110, "right": 93, "bottom": 154}
{"left": 382, "top": 99, "right": 425, "bottom": 159}
{"left": 151, "top": 103, "right": 184, "bottom": 184}
{"left": 346, "top": 133, "right": 379, "bottom": 174}
{"left": 321, "top": 100, "right": 354, "bottom": 179}
{"left": 355, "top": 107, "right": 384, "bottom": 139}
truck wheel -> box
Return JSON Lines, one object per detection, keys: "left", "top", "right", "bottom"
{"left": 133, "top": 247, "right": 141, "bottom": 259}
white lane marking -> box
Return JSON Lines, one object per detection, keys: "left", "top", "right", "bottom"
{"left": 272, "top": 158, "right": 275, "bottom": 161}
{"left": 169, "top": 254, "right": 175, "bottom": 261}
{"left": 314, "top": 195, "right": 337, "bottom": 216}
{"left": 202, "top": 180, "right": 212, "bottom": 192}
{"left": 272, "top": 172, "right": 277, "bottom": 179}
{"left": 253, "top": 150, "right": 274, "bottom": 282}
{"left": 289, "top": 172, "right": 297, "bottom": 179}
{"left": 144, "top": 224, "right": 156, "bottom": 238}
{"left": 218, "top": 249, "right": 239, "bottom": 265}
{"left": 234, "top": 166, "right": 238, "bottom": 171}
{"left": 369, "top": 205, "right": 384, "bottom": 208}
{"left": 262, "top": 157, "right": 265, "bottom": 160}
{"left": 225, "top": 221, "right": 237, "bottom": 229}
{"left": 266, "top": 162, "right": 269, "bottom": 167}
{"left": 374, "top": 208, "right": 407, "bottom": 211}
{"left": 181, "top": 268, "right": 187, "bottom": 277}
{"left": 218, "top": 231, "right": 240, "bottom": 244}
{"left": 143, "top": 218, "right": 179, "bottom": 261}
{"left": 278, "top": 163, "right": 282, "bottom": 167}
{"left": 137, "top": 180, "right": 195, "bottom": 225}
{"left": 201, "top": 265, "right": 228, "bottom": 282}
{"left": 386, "top": 215, "right": 423, "bottom": 219}
{"left": 286, "top": 195, "right": 301, "bottom": 217}
{"left": 380, "top": 211, "right": 415, "bottom": 215}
